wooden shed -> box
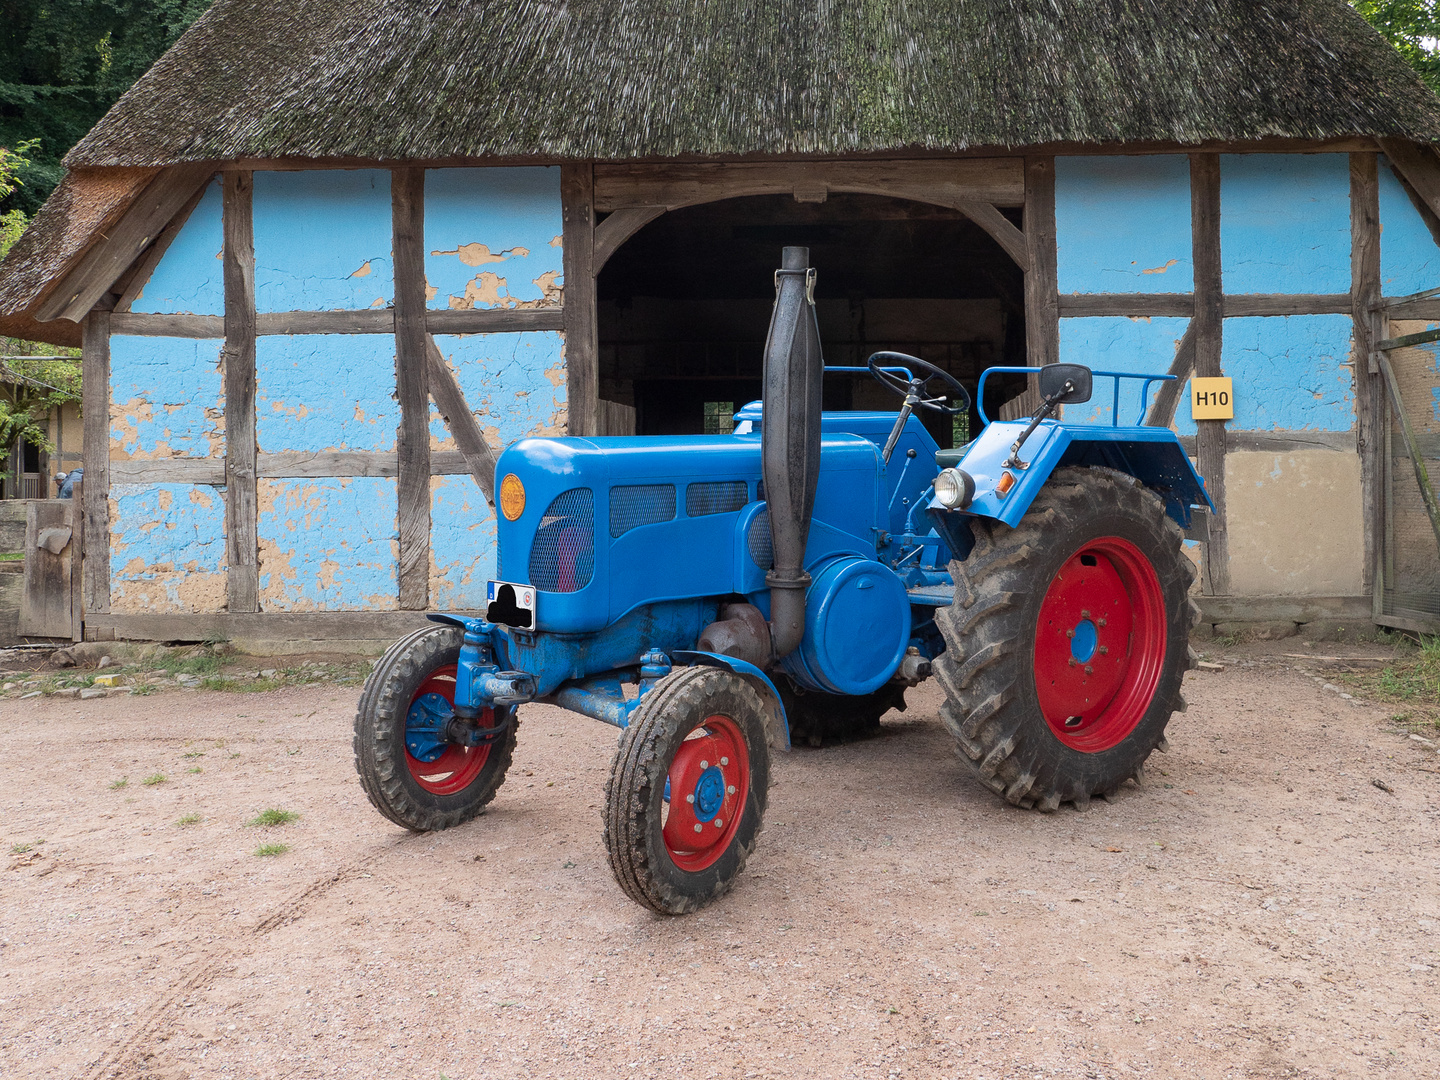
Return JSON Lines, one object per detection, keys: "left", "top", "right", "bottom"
{"left": 1, "top": 0, "right": 1439, "bottom": 647}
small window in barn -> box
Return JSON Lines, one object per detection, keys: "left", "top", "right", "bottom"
{"left": 703, "top": 401, "right": 734, "bottom": 435}
{"left": 952, "top": 412, "right": 971, "bottom": 447}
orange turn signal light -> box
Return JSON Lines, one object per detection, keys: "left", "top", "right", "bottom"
{"left": 995, "top": 470, "right": 1016, "bottom": 498}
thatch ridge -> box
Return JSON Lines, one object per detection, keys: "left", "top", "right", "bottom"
{"left": 64, "top": 0, "right": 1440, "bottom": 167}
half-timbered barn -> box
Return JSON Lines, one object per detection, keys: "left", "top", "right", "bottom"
{"left": 1, "top": 0, "right": 1438, "bottom": 648}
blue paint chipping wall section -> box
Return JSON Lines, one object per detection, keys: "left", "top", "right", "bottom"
{"left": 110, "top": 483, "right": 227, "bottom": 613}
{"left": 110, "top": 336, "right": 224, "bottom": 458}
{"left": 256, "top": 335, "right": 399, "bottom": 453}
{"left": 429, "top": 332, "right": 568, "bottom": 449}
{"left": 257, "top": 477, "right": 399, "bottom": 611}
{"left": 1055, "top": 156, "right": 1193, "bottom": 294}
{"left": 1378, "top": 159, "right": 1440, "bottom": 297}
{"left": 253, "top": 170, "right": 394, "bottom": 312}
{"left": 1219, "top": 315, "right": 1355, "bottom": 431}
{"left": 430, "top": 475, "right": 496, "bottom": 610}
{"left": 130, "top": 180, "right": 224, "bottom": 315}
{"left": 1058, "top": 316, "right": 1192, "bottom": 433}
{"left": 1220, "top": 155, "right": 1351, "bottom": 295}
{"left": 425, "top": 168, "right": 564, "bottom": 310}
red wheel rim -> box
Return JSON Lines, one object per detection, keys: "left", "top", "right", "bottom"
{"left": 405, "top": 664, "right": 494, "bottom": 796}
{"left": 660, "top": 715, "right": 751, "bottom": 873}
{"left": 1033, "top": 536, "right": 1167, "bottom": 753}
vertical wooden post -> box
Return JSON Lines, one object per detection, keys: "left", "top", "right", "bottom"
{"left": 1023, "top": 157, "right": 1060, "bottom": 369}
{"left": 1350, "top": 152, "right": 1385, "bottom": 601}
{"left": 80, "top": 310, "right": 110, "bottom": 626}
{"left": 392, "top": 167, "right": 431, "bottom": 611}
{"left": 561, "top": 164, "right": 598, "bottom": 437}
{"left": 222, "top": 170, "right": 259, "bottom": 613}
{"left": 1190, "top": 153, "right": 1229, "bottom": 596}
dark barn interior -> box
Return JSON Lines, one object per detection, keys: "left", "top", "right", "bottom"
{"left": 596, "top": 194, "right": 1026, "bottom": 444}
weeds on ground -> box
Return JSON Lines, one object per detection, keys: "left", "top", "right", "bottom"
{"left": 142, "top": 773, "right": 166, "bottom": 786}
{"left": 176, "top": 814, "right": 202, "bottom": 827}
{"left": 108, "top": 777, "right": 128, "bottom": 790}
{"left": 254, "top": 842, "right": 290, "bottom": 857}
{"left": 1338, "top": 634, "right": 1440, "bottom": 734}
{"left": 247, "top": 808, "right": 299, "bottom": 827}
{"left": 187, "top": 766, "right": 202, "bottom": 774}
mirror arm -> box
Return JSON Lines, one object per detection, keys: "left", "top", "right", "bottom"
{"left": 1002, "top": 380, "right": 1073, "bottom": 470}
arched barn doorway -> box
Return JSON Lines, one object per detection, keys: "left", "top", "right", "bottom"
{"left": 595, "top": 193, "right": 1026, "bottom": 446}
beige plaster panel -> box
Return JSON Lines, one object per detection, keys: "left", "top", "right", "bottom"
{"left": 1224, "top": 449, "right": 1363, "bottom": 597}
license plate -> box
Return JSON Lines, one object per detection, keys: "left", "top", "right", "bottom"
{"left": 486, "top": 580, "right": 535, "bottom": 628}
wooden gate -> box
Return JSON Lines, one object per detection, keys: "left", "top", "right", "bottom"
{"left": 18, "top": 498, "right": 83, "bottom": 640}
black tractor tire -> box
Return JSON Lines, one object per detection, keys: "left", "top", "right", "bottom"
{"left": 778, "top": 680, "right": 907, "bottom": 747}
{"left": 934, "top": 466, "right": 1198, "bottom": 811}
{"left": 604, "top": 666, "right": 771, "bottom": 914}
{"left": 353, "top": 622, "right": 517, "bottom": 832}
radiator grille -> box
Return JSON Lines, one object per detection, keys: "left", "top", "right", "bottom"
{"left": 686, "top": 480, "right": 749, "bottom": 517}
{"left": 528, "top": 488, "right": 595, "bottom": 593}
{"left": 610, "top": 484, "right": 675, "bottom": 538}
{"left": 746, "top": 509, "right": 773, "bottom": 569}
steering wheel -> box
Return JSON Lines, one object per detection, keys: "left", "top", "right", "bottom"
{"left": 866, "top": 351, "right": 972, "bottom": 416}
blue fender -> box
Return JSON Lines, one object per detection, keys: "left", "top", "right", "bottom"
{"left": 671, "top": 650, "right": 791, "bottom": 751}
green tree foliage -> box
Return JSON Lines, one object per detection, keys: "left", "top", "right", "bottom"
{"left": 1351, "top": 1, "right": 1440, "bottom": 90}
{"left": 0, "top": 0, "right": 213, "bottom": 215}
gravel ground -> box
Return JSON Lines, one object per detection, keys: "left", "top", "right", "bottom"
{"left": 1, "top": 640, "right": 1438, "bottom": 1080}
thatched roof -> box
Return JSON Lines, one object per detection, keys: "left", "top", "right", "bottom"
{"left": 64, "top": 0, "right": 1440, "bottom": 166}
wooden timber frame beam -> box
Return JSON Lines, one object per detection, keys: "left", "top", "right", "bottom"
{"left": 561, "top": 164, "right": 598, "bottom": 437}
{"left": 1351, "top": 152, "right": 1386, "bottom": 603}
{"left": 1190, "top": 153, "right": 1229, "bottom": 597}
{"left": 80, "top": 310, "right": 110, "bottom": 626}
{"left": 392, "top": 168, "right": 431, "bottom": 611}
{"left": 222, "top": 171, "right": 259, "bottom": 613}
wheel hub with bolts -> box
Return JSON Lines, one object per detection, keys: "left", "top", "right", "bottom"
{"left": 660, "top": 717, "right": 749, "bottom": 872}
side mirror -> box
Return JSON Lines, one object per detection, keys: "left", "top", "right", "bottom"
{"left": 1039, "top": 363, "right": 1093, "bottom": 404}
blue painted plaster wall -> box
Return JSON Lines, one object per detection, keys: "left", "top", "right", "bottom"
{"left": 1058, "top": 317, "right": 1193, "bottom": 433}
{"left": 429, "top": 332, "right": 567, "bottom": 448}
{"left": 110, "top": 336, "right": 224, "bottom": 458}
{"left": 1220, "top": 155, "right": 1351, "bottom": 295}
{"left": 253, "top": 170, "right": 393, "bottom": 312}
{"left": 256, "top": 334, "right": 399, "bottom": 453}
{"left": 1055, "top": 157, "right": 1193, "bottom": 294}
{"left": 110, "top": 483, "right": 227, "bottom": 612}
{"left": 425, "top": 168, "right": 564, "bottom": 310}
{"left": 1218, "top": 315, "right": 1354, "bottom": 431}
{"left": 131, "top": 180, "right": 224, "bottom": 315}
{"left": 1378, "top": 159, "right": 1440, "bottom": 297}
{"left": 430, "top": 476, "right": 496, "bottom": 610}
{"left": 257, "top": 477, "right": 398, "bottom": 610}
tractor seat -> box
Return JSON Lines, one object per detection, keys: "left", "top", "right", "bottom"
{"left": 934, "top": 446, "right": 970, "bottom": 468}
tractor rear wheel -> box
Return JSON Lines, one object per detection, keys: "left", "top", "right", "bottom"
{"left": 354, "top": 623, "right": 517, "bottom": 831}
{"left": 934, "top": 466, "right": 1198, "bottom": 811}
{"left": 604, "top": 666, "right": 771, "bottom": 914}
{"left": 779, "top": 681, "right": 907, "bottom": 747}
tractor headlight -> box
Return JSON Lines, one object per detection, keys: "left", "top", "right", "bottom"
{"left": 933, "top": 468, "right": 975, "bottom": 509}
{"left": 499, "top": 473, "right": 526, "bottom": 521}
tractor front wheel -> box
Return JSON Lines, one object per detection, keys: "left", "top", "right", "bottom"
{"left": 934, "top": 467, "right": 1198, "bottom": 810}
{"left": 604, "top": 666, "right": 771, "bottom": 913}
{"left": 353, "top": 623, "right": 518, "bottom": 831}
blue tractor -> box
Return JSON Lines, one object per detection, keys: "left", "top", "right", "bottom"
{"left": 354, "top": 246, "right": 1210, "bottom": 914}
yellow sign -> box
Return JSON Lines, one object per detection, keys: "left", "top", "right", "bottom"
{"left": 1190, "top": 377, "right": 1234, "bottom": 420}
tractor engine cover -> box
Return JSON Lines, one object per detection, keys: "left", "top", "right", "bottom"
{"left": 781, "top": 557, "right": 911, "bottom": 697}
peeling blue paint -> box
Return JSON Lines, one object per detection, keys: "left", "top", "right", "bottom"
{"left": 1378, "top": 157, "right": 1440, "bottom": 297}
{"left": 1218, "top": 315, "right": 1354, "bottom": 431}
{"left": 428, "top": 332, "right": 567, "bottom": 448}
{"left": 425, "top": 168, "right": 563, "bottom": 310}
{"left": 110, "top": 336, "right": 224, "bottom": 457}
{"left": 1058, "top": 317, "right": 1194, "bottom": 434}
{"left": 1055, "top": 156, "right": 1193, "bottom": 294}
{"left": 1220, "top": 155, "right": 1350, "bottom": 295}
{"left": 257, "top": 477, "right": 398, "bottom": 610}
{"left": 256, "top": 334, "right": 399, "bottom": 453}
{"left": 430, "top": 475, "right": 497, "bottom": 609}
{"left": 110, "top": 483, "right": 226, "bottom": 610}
{"left": 253, "top": 170, "right": 393, "bottom": 312}
{"left": 131, "top": 180, "right": 224, "bottom": 316}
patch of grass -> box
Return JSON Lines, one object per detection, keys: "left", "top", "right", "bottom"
{"left": 141, "top": 773, "right": 167, "bottom": 786}
{"left": 254, "top": 842, "right": 290, "bottom": 857}
{"left": 1338, "top": 635, "right": 1440, "bottom": 733}
{"left": 186, "top": 766, "right": 202, "bottom": 774}
{"left": 131, "top": 684, "right": 156, "bottom": 696}
{"left": 182, "top": 750, "right": 205, "bottom": 759}
{"left": 108, "top": 777, "right": 129, "bottom": 790}
{"left": 247, "top": 808, "right": 299, "bottom": 828}
{"left": 9, "top": 842, "right": 33, "bottom": 854}
{"left": 175, "top": 813, "right": 202, "bottom": 827}
{"left": 0, "top": 551, "right": 22, "bottom": 561}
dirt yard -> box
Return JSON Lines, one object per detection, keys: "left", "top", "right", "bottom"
{"left": 2, "top": 640, "right": 1438, "bottom": 1080}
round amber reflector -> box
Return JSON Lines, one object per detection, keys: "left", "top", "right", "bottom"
{"left": 499, "top": 474, "right": 526, "bottom": 521}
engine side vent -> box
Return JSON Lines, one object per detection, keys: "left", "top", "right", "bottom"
{"left": 528, "top": 488, "right": 595, "bottom": 593}
{"left": 746, "top": 508, "right": 773, "bottom": 569}
{"left": 610, "top": 484, "right": 675, "bottom": 538}
{"left": 686, "top": 480, "right": 749, "bottom": 518}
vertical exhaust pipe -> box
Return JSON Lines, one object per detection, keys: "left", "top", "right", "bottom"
{"left": 762, "top": 246, "right": 823, "bottom": 661}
